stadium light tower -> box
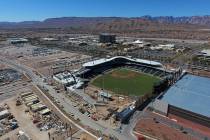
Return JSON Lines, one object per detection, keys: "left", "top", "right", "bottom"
{"left": 102, "top": 73, "right": 104, "bottom": 90}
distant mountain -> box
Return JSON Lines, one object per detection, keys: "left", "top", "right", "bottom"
{"left": 0, "top": 17, "right": 121, "bottom": 28}
{"left": 1, "top": 16, "right": 210, "bottom": 29}
{"left": 141, "top": 16, "right": 210, "bottom": 26}
{"left": 1, "top": 16, "right": 210, "bottom": 40}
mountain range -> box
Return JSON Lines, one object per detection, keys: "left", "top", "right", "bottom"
{"left": 0, "top": 16, "right": 210, "bottom": 29}
{"left": 1, "top": 16, "right": 210, "bottom": 40}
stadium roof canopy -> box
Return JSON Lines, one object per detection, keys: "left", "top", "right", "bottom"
{"left": 161, "top": 74, "right": 210, "bottom": 117}
{"left": 83, "top": 56, "right": 163, "bottom": 67}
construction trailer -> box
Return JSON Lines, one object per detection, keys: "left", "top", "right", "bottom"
{"left": 31, "top": 104, "right": 47, "bottom": 112}
{"left": 39, "top": 108, "right": 51, "bottom": 115}
{"left": 0, "top": 110, "right": 10, "bottom": 120}
{"left": 22, "top": 94, "right": 37, "bottom": 100}
{"left": 23, "top": 96, "right": 38, "bottom": 102}
{"left": 20, "top": 92, "right": 33, "bottom": 98}
{"left": 25, "top": 99, "right": 40, "bottom": 106}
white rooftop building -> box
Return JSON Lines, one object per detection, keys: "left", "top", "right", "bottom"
{"left": 42, "top": 38, "right": 58, "bottom": 41}
{"left": 53, "top": 72, "right": 76, "bottom": 85}
{"left": 8, "top": 38, "right": 28, "bottom": 44}
{"left": 150, "top": 44, "right": 175, "bottom": 51}
{"left": 133, "top": 40, "right": 144, "bottom": 44}
{"left": 199, "top": 49, "right": 210, "bottom": 57}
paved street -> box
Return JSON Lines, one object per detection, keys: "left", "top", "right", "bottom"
{"left": 121, "top": 111, "right": 143, "bottom": 139}
{"left": 69, "top": 88, "right": 97, "bottom": 105}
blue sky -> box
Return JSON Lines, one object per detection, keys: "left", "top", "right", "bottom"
{"left": 0, "top": 0, "right": 210, "bottom": 22}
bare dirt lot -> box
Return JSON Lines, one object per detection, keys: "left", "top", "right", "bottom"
{"left": 134, "top": 118, "right": 198, "bottom": 140}
{"left": 0, "top": 85, "right": 81, "bottom": 140}
{"left": 168, "top": 114, "right": 210, "bottom": 138}
{"left": 0, "top": 44, "right": 91, "bottom": 77}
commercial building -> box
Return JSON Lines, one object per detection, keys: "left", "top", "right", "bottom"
{"left": 116, "top": 105, "right": 135, "bottom": 123}
{"left": 154, "top": 74, "right": 210, "bottom": 128}
{"left": 53, "top": 72, "right": 76, "bottom": 86}
{"left": 99, "top": 33, "right": 116, "bottom": 43}
{"left": 8, "top": 38, "right": 28, "bottom": 44}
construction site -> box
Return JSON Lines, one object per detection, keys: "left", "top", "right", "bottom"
{"left": 0, "top": 68, "right": 75, "bottom": 140}
{"left": 0, "top": 65, "right": 99, "bottom": 140}
{"left": 0, "top": 40, "right": 111, "bottom": 140}
{"left": 2, "top": 0, "right": 210, "bottom": 139}
{"left": 1, "top": 33, "right": 210, "bottom": 140}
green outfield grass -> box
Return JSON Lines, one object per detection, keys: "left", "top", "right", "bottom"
{"left": 91, "top": 68, "right": 161, "bottom": 96}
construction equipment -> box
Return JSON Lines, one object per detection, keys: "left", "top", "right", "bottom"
{"left": 16, "top": 99, "right": 22, "bottom": 106}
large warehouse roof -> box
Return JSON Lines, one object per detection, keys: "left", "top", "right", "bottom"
{"left": 161, "top": 74, "right": 210, "bottom": 117}
{"left": 83, "top": 56, "right": 163, "bottom": 67}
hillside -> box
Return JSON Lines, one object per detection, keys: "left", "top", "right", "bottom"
{"left": 1, "top": 16, "right": 210, "bottom": 40}
{"left": 1, "top": 16, "right": 210, "bottom": 28}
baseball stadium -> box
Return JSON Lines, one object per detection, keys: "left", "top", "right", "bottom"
{"left": 77, "top": 56, "right": 173, "bottom": 97}
{"left": 53, "top": 56, "right": 179, "bottom": 123}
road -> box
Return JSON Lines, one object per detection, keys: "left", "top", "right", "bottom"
{"left": 121, "top": 37, "right": 209, "bottom": 44}
{"left": 68, "top": 88, "right": 97, "bottom": 106}
{"left": 121, "top": 111, "right": 142, "bottom": 139}
{"left": 0, "top": 56, "right": 137, "bottom": 140}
